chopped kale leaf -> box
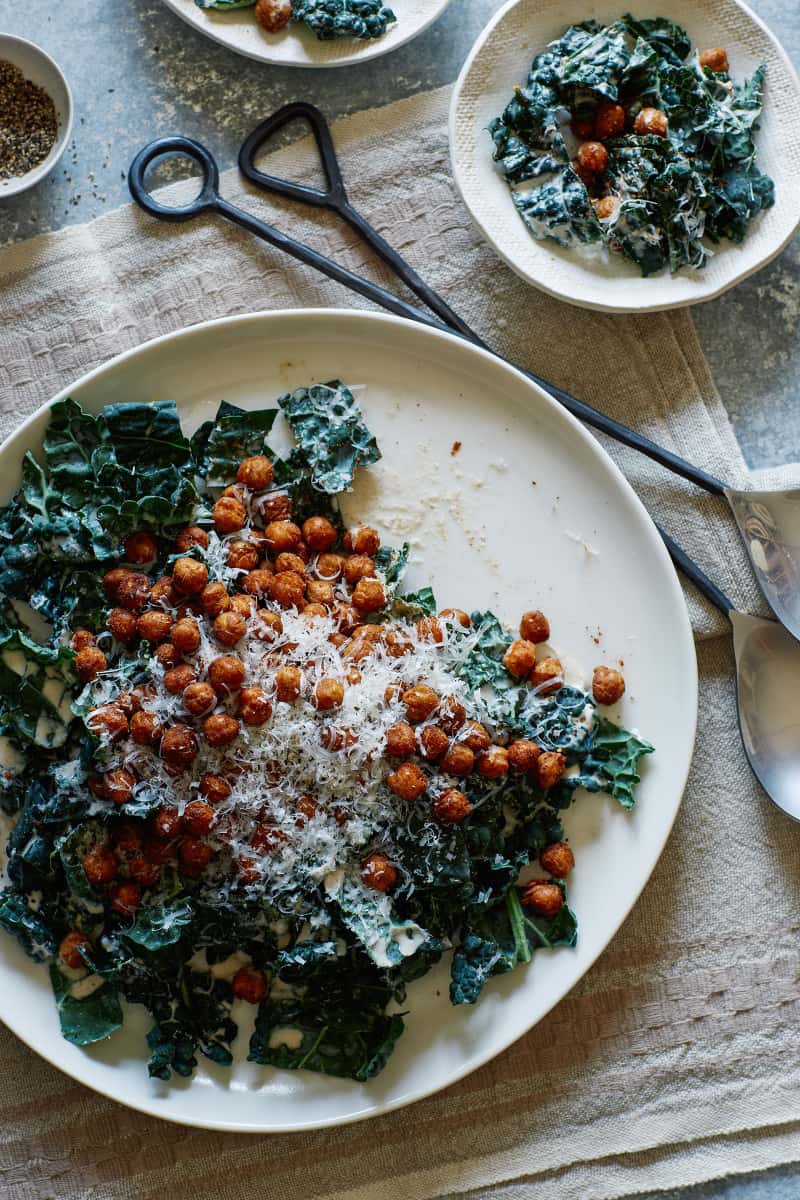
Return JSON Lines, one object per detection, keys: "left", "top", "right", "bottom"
{"left": 278, "top": 381, "right": 380, "bottom": 494}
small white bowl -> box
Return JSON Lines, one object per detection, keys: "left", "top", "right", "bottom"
{"left": 0, "top": 33, "right": 73, "bottom": 200}
{"left": 449, "top": 0, "right": 800, "bottom": 313}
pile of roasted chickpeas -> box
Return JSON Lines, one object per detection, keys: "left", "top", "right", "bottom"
{"left": 62, "top": 452, "right": 627, "bottom": 984}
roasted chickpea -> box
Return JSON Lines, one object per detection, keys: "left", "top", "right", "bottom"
{"left": 237, "top": 454, "right": 274, "bottom": 490}
{"left": 352, "top": 578, "right": 385, "bottom": 613}
{"left": 503, "top": 639, "right": 538, "bottom": 678}
{"left": 531, "top": 657, "right": 563, "bottom": 695}
{"left": 699, "top": 47, "right": 729, "bottom": 73}
{"left": 175, "top": 526, "right": 210, "bottom": 553}
{"left": 343, "top": 636, "right": 374, "bottom": 663}
{"left": 229, "top": 594, "right": 254, "bottom": 619}
{"left": 438, "top": 697, "right": 466, "bottom": 736}
{"left": 150, "top": 576, "right": 177, "bottom": 607}
{"left": 402, "top": 684, "right": 439, "bottom": 723}
{"left": 536, "top": 750, "right": 567, "bottom": 790}
{"left": 634, "top": 107, "right": 668, "bottom": 137}
{"left": 172, "top": 557, "right": 208, "bottom": 597}
{"left": 441, "top": 744, "right": 475, "bottom": 777}
{"left": 258, "top": 491, "right": 292, "bottom": 523}
{"left": 107, "top": 607, "right": 137, "bottom": 643}
{"left": 142, "top": 835, "right": 176, "bottom": 866}
{"left": 508, "top": 739, "right": 541, "bottom": 772}
{"left": 208, "top": 655, "right": 246, "bottom": 694}
{"left": 419, "top": 724, "right": 449, "bottom": 761}
{"left": 213, "top": 610, "right": 247, "bottom": 647}
{"left": 251, "top": 824, "right": 288, "bottom": 856}
{"left": 130, "top": 710, "right": 163, "bottom": 746}
{"left": 232, "top": 964, "right": 269, "bottom": 1003}
{"left": 163, "top": 664, "right": 196, "bottom": 695}
{"left": 268, "top": 571, "right": 306, "bottom": 609}
{"left": 275, "top": 665, "right": 302, "bottom": 702}
{"left": 461, "top": 720, "right": 491, "bottom": 753}
{"left": 253, "top": 609, "right": 283, "bottom": 641}
{"left": 387, "top": 761, "right": 428, "bottom": 801}
{"left": 522, "top": 879, "right": 563, "bottom": 918}
{"left": 178, "top": 837, "right": 213, "bottom": 877}
{"left": 154, "top": 642, "right": 180, "bottom": 669}
{"left": 59, "top": 930, "right": 92, "bottom": 969}
{"left": 592, "top": 196, "right": 619, "bottom": 220}
{"left": 295, "top": 795, "right": 318, "bottom": 826}
{"left": 241, "top": 569, "right": 273, "bottom": 600}
{"left": 128, "top": 855, "right": 160, "bottom": 888}
{"left": 137, "top": 610, "right": 174, "bottom": 644}
{"left": 592, "top": 665, "right": 626, "bottom": 705}
{"left": 432, "top": 789, "right": 472, "bottom": 824}
{"left": 571, "top": 115, "right": 594, "bottom": 139}
{"left": 315, "top": 552, "right": 343, "bottom": 581}
{"left": 114, "top": 819, "right": 143, "bottom": 855}
{"left": 274, "top": 552, "right": 306, "bottom": 577}
{"left": 114, "top": 691, "right": 141, "bottom": 719}
{"left": 540, "top": 841, "right": 575, "bottom": 878}
{"left": 213, "top": 495, "right": 246, "bottom": 535}
{"left": 70, "top": 629, "right": 96, "bottom": 652}
{"left": 416, "top": 616, "right": 443, "bottom": 644}
{"left": 102, "top": 566, "right": 130, "bottom": 601}
{"left": 76, "top": 646, "right": 107, "bottom": 681}
{"left": 576, "top": 140, "right": 609, "bottom": 174}
{"left": 178, "top": 683, "right": 213, "bottom": 720}
{"left": 116, "top": 572, "right": 152, "bottom": 613}
{"left": 109, "top": 880, "right": 142, "bottom": 917}
{"left": 476, "top": 745, "right": 510, "bottom": 779}
{"left": 203, "top": 712, "right": 240, "bottom": 747}
{"left": 87, "top": 704, "right": 128, "bottom": 742}
{"left": 594, "top": 100, "right": 625, "bottom": 140}
{"left": 161, "top": 724, "right": 199, "bottom": 768}
{"left": 306, "top": 580, "right": 334, "bottom": 608}
{"left": 314, "top": 678, "right": 345, "bottom": 711}
{"left": 343, "top": 526, "right": 380, "bottom": 555}
{"left": 239, "top": 686, "right": 273, "bottom": 726}
{"left": 386, "top": 721, "right": 416, "bottom": 759}
{"left": 82, "top": 844, "right": 117, "bottom": 885}
{"left": 329, "top": 632, "right": 348, "bottom": 649}
{"left": 440, "top": 607, "right": 471, "bottom": 629}
{"left": 226, "top": 540, "right": 261, "bottom": 572}
{"left": 199, "top": 773, "right": 231, "bottom": 804}
{"left": 183, "top": 800, "right": 216, "bottom": 837}
{"left": 168, "top": 617, "right": 199, "bottom": 656}
{"left": 124, "top": 530, "right": 158, "bottom": 564}
{"left": 265, "top": 520, "right": 301, "bottom": 553}
{"left": 200, "top": 582, "right": 231, "bottom": 617}
{"left": 302, "top": 516, "right": 338, "bottom": 551}
{"left": 353, "top": 624, "right": 382, "bottom": 644}
{"left": 343, "top": 554, "right": 376, "bottom": 586}
{"left": 102, "top": 767, "right": 136, "bottom": 805}
{"left": 153, "top": 806, "right": 183, "bottom": 839}
{"left": 322, "top": 725, "right": 357, "bottom": 752}
{"left": 361, "top": 852, "right": 398, "bottom": 893}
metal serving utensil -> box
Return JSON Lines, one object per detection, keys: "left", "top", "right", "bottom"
{"left": 662, "top": 527, "right": 800, "bottom": 821}
{"left": 128, "top": 102, "right": 800, "bottom": 641}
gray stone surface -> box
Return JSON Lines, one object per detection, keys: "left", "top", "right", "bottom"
{"left": 0, "top": 4, "right": 798, "bottom": 1193}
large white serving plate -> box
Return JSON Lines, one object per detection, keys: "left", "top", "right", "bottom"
{"left": 450, "top": 0, "right": 800, "bottom": 313}
{"left": 0, "top": 309, "right": 697, "bottom": 1132}
{"left": 158, "top": 0, "right": 451, "bottom": 67}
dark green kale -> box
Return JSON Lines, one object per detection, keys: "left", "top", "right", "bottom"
{"left": 0, "top": 629, "right": 76, "bottom": 749}
{"left": 0, "top": 892, "right": 58, "bottom": 960}
{"left": 49, "top": 963, "right": 123, "bottom": 1046}
{"left": 277, "top": 380, "right": 380, "bottom": 494}
{"left": 191, "top": 400, "right": 278, "bottom": 489}
{"left": 555, "top": 716, "right": 655, "bottom": 810}
{"left": 489, "top": 14, "right": 774, "bottom": 274}
{"left": 290, "top": 0, "right": 396, "bottom": 40}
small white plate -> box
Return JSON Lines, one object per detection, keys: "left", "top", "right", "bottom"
{"left": 449, "top": 0, "right": 800, "bottom": 313}
{"left": 0, "top": 34, "right": 73, "bottom": 200}
{"left": 0, "top": 310, "right": 697, "bottom": 1131}
{"left": 157, "top": 0, "right": 452, "bottom": 67}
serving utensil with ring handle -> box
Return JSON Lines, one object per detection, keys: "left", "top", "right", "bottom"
{"left": 128, "top": 103, "right": 800, "bottom": 643}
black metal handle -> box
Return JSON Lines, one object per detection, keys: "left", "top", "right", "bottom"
{"left": 239, "top": 101, "right": 348, "bottom": 210}
{"left": 128, "top": 137, "right": 221, "bottom": 222}
{"left": 656, "top": 523, "right": 733, "bottom": 616}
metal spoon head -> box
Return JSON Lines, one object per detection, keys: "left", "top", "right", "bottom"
{"left": 726, "top": 488, "right": 800, "bottom": 642}
{"left": 731, "top": 610, "right": 800, "bottom": 821}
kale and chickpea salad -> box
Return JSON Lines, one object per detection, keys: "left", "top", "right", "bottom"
{"left": 489, "top": 14, "right": 775, "bottom": 275}
{"left": 194, "top": 0, "right": 396, "bottom": 41}
{"left": 0, "top": 382, "right": 654, "bottom": 1084}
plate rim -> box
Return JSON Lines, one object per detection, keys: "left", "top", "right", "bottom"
{"left": 448, "top": 0, "right": 800, "bottom": 314}
{"left": 157, "top": 0, "right": 453, "bottom": 68}
{"left": 0, "top": 307, "right": 698, "bottom": 1132}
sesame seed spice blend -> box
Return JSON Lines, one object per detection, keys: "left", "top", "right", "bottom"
{"left": 0, "top": 60, "right": 57, "bottom": 181}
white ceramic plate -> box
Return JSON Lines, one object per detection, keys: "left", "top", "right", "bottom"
{"left": 450, "top": 0, "right": 800, "bottom": 313}
{"left": 0, "top": 310, "right": 697, "bottom": 1131}
{"left": 158, "top": 0, "right": 451, "bottom": 66}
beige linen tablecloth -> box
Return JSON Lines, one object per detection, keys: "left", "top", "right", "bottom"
{"left": 1, "top": 87, "right": 799, "bottom": 1200}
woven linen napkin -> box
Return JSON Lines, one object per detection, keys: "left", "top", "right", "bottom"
{"left": 1, "top": 86, "right": 799, "bottom": 1200}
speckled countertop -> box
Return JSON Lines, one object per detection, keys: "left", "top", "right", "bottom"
{"left": 0, "top": 4, "right": 799, "bottom": 1196}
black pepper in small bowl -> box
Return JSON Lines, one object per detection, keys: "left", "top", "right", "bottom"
{"left": 0, "top": 59, "right": 58, "bottom": 181}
